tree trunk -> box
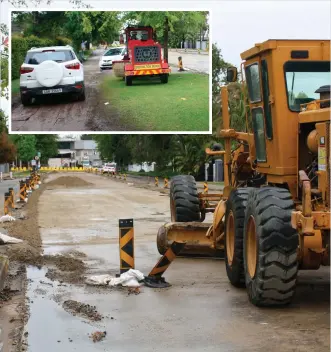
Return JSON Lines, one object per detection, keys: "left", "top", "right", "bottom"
{"left": 200, "top": 28, "right": 202, "bottom": 50}
{"left": 163, "top": 16, "right": 169, "bottom": 61}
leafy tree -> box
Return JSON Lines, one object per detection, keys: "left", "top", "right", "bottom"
{"left": 35, "top": 134, "right": 58, "bottom": 163}
{"left": 0, "top": 23, "right": 9, "bottom": 99}
{"left": 0, "top": 132, "right": 16, "bottom": 163}
{"left": 10, "top": 135, "right": 36, "bottom": 162}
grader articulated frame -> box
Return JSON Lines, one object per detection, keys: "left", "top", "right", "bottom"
{"left": 157, "top": 39, "right": 330, "bottom": 307}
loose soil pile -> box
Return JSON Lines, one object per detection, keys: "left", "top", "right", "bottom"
{"left": 62, "top": 300, "right": 102, "bottom": 321}
{"left": 46, "top": 176, "right": 91, "bottom": 188}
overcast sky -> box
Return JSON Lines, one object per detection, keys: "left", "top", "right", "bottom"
{"left": 0, "top": 0, "right": 330, "bottom": 117}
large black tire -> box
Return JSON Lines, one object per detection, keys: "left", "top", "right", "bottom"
{"left": 243, "top": 187, "right": 299, "bottom": 307}
{"left": 21, "top": 94, "right": 32, "bottom": 106}
{"left": 160, "top": 74, "right": 168, "bottom": 84}
{"left": 170, "top": 175, "right": 200, "bottom": 222}
{"left": 224, "top": 188, "right": 252, "bottom": 288}
{"left": 156, "top": 225, "right": 168, "bottom": 255}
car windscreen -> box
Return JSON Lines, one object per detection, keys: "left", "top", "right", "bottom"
{"left": 24, "top": 50, "right": 75, "bottom": 65}
{"left": 104, "top": 48, "right": 124, "bottom": 56}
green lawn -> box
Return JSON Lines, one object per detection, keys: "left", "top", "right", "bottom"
{"left": 100, "top": 73, "right": 209, "bottom": 131}
{"left": 12, "top": 79, "right": 20, "bottom": 96}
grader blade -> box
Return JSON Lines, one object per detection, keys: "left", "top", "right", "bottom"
{"left": 157, "top": 222, "right": 224, "bottom": 257}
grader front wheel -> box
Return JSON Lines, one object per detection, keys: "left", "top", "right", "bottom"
{"left": 243, "top": 187, "right": 299, "bottom": 307}
{"left": 224, "top": 188, "right": 251, "bottom": 288}
{"left": 170, "top": 175, "right": 200, "bottom": 222}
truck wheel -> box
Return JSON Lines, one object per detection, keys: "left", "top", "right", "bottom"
{"left": 160, "top": 74, "right": 168, "bottom": 84}
{"left": 125, "top": 76, "right": 133, "bottom": 86}
{"left": 170, "top": 175, "right": 200, "bottom": 222}
{"left": 243, "top": 187, "right": 299, "bottom": 306}
{"left": 21, "top": 94, "right": 33, "bottom": 106}
{"left": 224, "top": 188, "right": 252, "bottom": 288}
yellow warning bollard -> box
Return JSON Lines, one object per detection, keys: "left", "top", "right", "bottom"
{"left": 8, "top": 188, "right": 15, "bottom": 209}
{"left": 155, "top": 177, "right": 159, "bottom": 187}
{"left": 119, "top": 173, "right": 122, "bottom": 180}
{"left": 144, "top": 241, "right": 186, "bottom": 288}
{"left": 203, "top": 182, "right": 208, "bottom": 194}
{"left": 19, "top": 181, "right": 27, "bottom": 202}
{"left": 164, "top": 178, "right": 169, "bottom": 188}
{"left": 178, "top": 56, "right": 185, "bottom": 71}
{"left": 118, "top": 219, "right": 134, "bottom": 274}
{"left": 4, "top": 192, "right": 11, "bottom": 215}
{"left": 124, "top": 174, "right": 127, "bottom": 181}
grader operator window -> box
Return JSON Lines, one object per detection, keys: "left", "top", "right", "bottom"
{"left": 245, "top": 63, "right": 261, "bottom": 103}
{"left": 284, "top": 61, "right": 330, "bottom": 112}
{"left": 252, "top": 107, "right": 267, "bottom": 162}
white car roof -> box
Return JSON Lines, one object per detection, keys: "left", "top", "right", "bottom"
{"left": 28, "top": 45, "right": 74, "bottom": 52}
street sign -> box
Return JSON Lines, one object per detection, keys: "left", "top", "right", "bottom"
{"left": 31, "top": 160, "right": 36, "bottom": 166}
{"left": 37, "top": 152, "right": 41, "bottom": 157}
{"left": 35, "top": 156, "right": 39, "bottom": 161}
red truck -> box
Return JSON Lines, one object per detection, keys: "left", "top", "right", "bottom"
{"left": 113, "top": 26, "right": 171, "bottom": 86}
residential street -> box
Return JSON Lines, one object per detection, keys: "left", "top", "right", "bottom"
{"left": 167, "top": 50, "right": 209, "bottom": 74}
{"left": 0, "top": 173, "right": 329, "bottom": 352}
{"left": 11, "top": 49, "right": 209, "bottom": 132}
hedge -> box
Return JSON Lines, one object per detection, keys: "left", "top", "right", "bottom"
{"left": 12, "top": 35, "right": 72, "bottom": 80}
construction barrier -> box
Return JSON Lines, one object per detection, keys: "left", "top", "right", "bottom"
{"left": 19, "top": 180, "right": 27, "bottom": 202}
{"left": 155, "top": 177, "right": 159, "bottom": 187}
{"left": 203, "top": 182, "right": 208, "bottom": 193}
{"left": 164, "top": 178, "right": 169, "bottom": 188}
{"left": 8, "top": 188, "right": 15, "bottom": 209}
{"left": 4, "top": 192, "right": 11, "bottom": 215}
{"left": 144, "top": 241, "right": 186, "bottom": 288}
{"left": 119, "top": 219, "right": 135, "bottom": 274}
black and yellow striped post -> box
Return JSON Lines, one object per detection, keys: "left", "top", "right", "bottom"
{"left": 119, "top": 219, "right": 134, "bottom": 274}
{"left": 155, "top": 177, "right": 159, "bottom": 187}
{"left": 9, "top": 188, "right": 15, "bottom": 209}
{"left": 203, "top": 182, "right": 208, "bottom": 194}
{"left": 144, "top": 241, "right": 186, "bottom": 288}
{"left": 4, "top": 192, "right": 11, "bottom": 215}
{"left": 164, "top": 178, "right": 169, "bottom": 188}
{"left": 119, "top": 173, "right": 122, "bottom": 180}
{"left": 124, "top": 174, "right": 127, "bottom": 181}
{"left": 19, "top": 181, "right": 26, "bottom": 202}
{"left": 26, "top": 178, "right": 31, "bottom": 192}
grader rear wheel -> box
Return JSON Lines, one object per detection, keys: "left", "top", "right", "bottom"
{"left": 170, "top": 175, "right": 200, "bottom": 222}
{"left": 224, "top": 188, "right": 251, "bottom": 287}
{"left": 243, "top": 187, "right": 299, "bottom": 307}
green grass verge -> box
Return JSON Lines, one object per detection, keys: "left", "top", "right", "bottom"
{"left": 100, "top": 73, "right": 209, "bottom": 131}
{"left": 12, "top": 79, "right": 20, "bottom": 96}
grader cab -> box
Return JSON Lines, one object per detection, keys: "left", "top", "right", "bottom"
{"left": 157, "top": 39, "right": 330, "bottom": 307}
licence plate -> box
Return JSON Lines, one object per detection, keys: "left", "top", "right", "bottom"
{"left": 134, "top": 64, "right": 161, "bottom": 70}
{"left": 42, "top": 88, "right": 63, "bottom": 94}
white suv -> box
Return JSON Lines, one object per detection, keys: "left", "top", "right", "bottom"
{"left": 19, "top": 45, "right": 85, "bottom": 106}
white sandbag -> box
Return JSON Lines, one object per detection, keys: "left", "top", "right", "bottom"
{"left": 0, "top": 215, "right": 16, "bottom": 223}
{"left": 0, "top": 233, "right": 23, "bottom": 244}
{"left": 85, "top": 269, "right": 145, "bottom": 288}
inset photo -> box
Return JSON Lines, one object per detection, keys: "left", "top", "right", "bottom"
{"left": 9, "top": 10, "right": 210, "bottom": 133}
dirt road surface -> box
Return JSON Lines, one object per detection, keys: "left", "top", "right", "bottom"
{"left": 1, "top": 173, "right": 330, "bottom": 352}
{"left": 11, "top": 50, "right": 128, "bottom": 132}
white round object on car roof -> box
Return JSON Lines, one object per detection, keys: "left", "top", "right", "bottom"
{"left": 35, "top": 60, "right": 63, "bottom": 87}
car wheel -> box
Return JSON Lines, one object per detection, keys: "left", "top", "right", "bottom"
{"left": 77, "top": 89, "right": 86, "bottom": 102}
{"left": 21, "top": 94, "right": 33, "bottom": 106}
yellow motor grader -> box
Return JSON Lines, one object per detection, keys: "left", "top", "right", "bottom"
{"left": 157, "top": 39, "right": 330, "bottom": 307}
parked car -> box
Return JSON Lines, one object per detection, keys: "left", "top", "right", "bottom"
{"left": 102, "top": 163, "right": 116, "bottom": 174}
{"left": 99, "top": 46, "right": 126, "bottom": 71}
{"left": 19, "top": 45, "right": 85, "bottom": 106}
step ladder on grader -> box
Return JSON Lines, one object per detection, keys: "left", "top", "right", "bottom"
{"left": 157, "top": 39, "right": 330, "bottom": 307}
